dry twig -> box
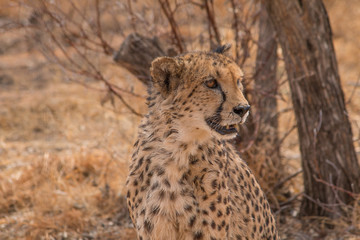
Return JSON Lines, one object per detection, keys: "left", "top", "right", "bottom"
{"left": 158, "top": 0, "right": 185, "bottom": 53}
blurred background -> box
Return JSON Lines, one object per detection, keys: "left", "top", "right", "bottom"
{"left": 0, "top": 0, "right": 359, "bottom": 239}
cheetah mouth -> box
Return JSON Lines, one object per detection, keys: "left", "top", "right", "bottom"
{"left": 206, "top": 119, "right": 239, "bottom": 135}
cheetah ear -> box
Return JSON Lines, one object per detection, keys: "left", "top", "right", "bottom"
{"left": 213, "top": 43, "right": 232, "bottom": 54}
{"left": 150, "top": 57, "right": 184, "bottom": 97}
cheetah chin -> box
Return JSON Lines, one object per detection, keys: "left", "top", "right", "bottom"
{"left": 205, "top": 119, "right": 240, "bottom": 135}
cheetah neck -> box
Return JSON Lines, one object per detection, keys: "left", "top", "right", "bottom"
{"left": 141, "top": 88, "right": 220, "bottom": 169}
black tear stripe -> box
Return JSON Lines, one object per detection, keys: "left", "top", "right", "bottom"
{"left": 216, "top": 83, "right": 226, "bottom": 111}
{"left": 219, "top": 84, "right": 226, "bottom": 102}
{"left": 205, "top": 84, "right": 226, "bottom": 127}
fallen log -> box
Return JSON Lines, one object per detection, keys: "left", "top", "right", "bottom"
{"left": 113, "top": 33, "right": 166, "bottom": 86}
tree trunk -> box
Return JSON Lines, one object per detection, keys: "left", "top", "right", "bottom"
{"left": 242, "top": 5, "right": 282, "bottom": 207}
{"left": 254, "top": 6, "right": 279, "bottom": 158}
{"left": 263, "top": 0, "right": 360, "bottom": 218}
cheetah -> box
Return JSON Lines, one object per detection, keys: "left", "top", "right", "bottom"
{"left": 126, "top": 45, "right": 279, "bottom": 240}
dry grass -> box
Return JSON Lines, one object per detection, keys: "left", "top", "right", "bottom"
{"left": 1, "top": 151, "right": 129, "bottom": 239}
{"left": 0, "top": 43, "right": 144, "bottom": 238}
{"left": 0, "top": 79, "right": 143, "bottom": 239}
{"left": 0, "top": 0, "right": 359, "bottom": 239}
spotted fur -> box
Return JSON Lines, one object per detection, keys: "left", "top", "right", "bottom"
{"left": 126, "top": 47, "right": 279, "bottom": 240}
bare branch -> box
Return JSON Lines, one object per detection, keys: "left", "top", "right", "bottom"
{"left": 158, "top": 0, "right": 185, "bottom": 53}
{"left": 230, "top": 0, "right": 240, "bottom": 62}
{"left": 203, "top": 0, "right": 221, "bottom": 48}
{"left": 95, "top": 0, "right": 114, "bottom": 55}
{"left": 346, "top": 73, "right": 360, "bottom": 105}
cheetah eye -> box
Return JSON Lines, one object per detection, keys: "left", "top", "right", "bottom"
{"left": 237, "top": 78, "right": 244, "bottom": 91}
{"left": 205, "top": 78, "right": 218, "bottom": 89}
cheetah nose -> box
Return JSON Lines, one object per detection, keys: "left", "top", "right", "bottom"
{"left": 233, "top": 104, "right": 250, "bottom": 117}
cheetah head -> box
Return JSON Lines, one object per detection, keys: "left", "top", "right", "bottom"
{"left": 150, "top": 45, "right": 250, "bottom": 141}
